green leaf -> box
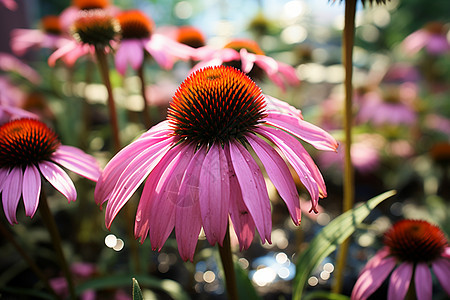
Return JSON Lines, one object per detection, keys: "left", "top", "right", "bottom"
{"left": 292, "top": 190, "right": 396, "bottom": 300}
{"left": 234, "top": 261, "right": 262, "bottom": 300}
{"left": 75, "top": 274, "right": 190, "bottom": 300}
{"left": 132, "top": 278, "right": 143, "bottom": 300}
{"left": 303, "top": 291, "right": 350, "bottom": 300}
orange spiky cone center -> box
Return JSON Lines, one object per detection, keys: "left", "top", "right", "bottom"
{"left": 116, "top": 10, "right": 153, "bottom": 39}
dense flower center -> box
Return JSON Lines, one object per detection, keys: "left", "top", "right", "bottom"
{"left": 116, "top": 10, "right": 153, "bottom": 40}
{"left": 167, "top": 66, "right": 267, "bottom": 147}
{"left": 223, "top": 39, "right": 265, "bottom": 55}
{"left": 73, "top": 0, "right": 110, "bottom": 10}
{"left": 72, "top": 9, "right": 120, "bottom": 47}
{"left": 41, "top": 15, "right": 62, "bottom": 35}
{"left": 384, "top": 220, "right": 448, "bottom": 263}
{"left": 177, "top": 26, "right": 205, "bottom": 48}
{"left": 0, "top": 119, "right": 60, "bottom": 168}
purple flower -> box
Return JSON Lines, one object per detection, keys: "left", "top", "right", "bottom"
{"left": 0, "top": 119, "right": 101, "bottom": 224}
{"left": 95, "top": 66, "right": 337, "bottom": 261}
{"left": 352, "top": 219, "right": 450, "bottom": 300}
{"left": 402, "top": 22, "right": 450, "bottom": 56}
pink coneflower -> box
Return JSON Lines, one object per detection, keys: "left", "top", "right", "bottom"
{"left": 356, "top": 83, "right": 418, "bottom": 126}
{"left": 402, "top": 22, "right": 450, "bottom": 56}
{"left": 0, "top": 77, "right": 38, "bottom": 124}
{"left": 0, "top": 119, "right": 101, "bottom": 224}
{"left": 114, "top": 10, "right": 194, "bottom": 75}
{"left": 352, "top": 219, "right": 450, "bottom": 300}
{"left": 0, "top": 52, "right": 41, "bottom": 84}
{"left": 48, "top": 9, "right": 120, "bottom": 67}
{"left": 95, "top": 66, "right": 337, "bottom": 261}
{"left": 10, "top": 15, "right": 72, "bottom": 57}
{"left": 192, "top": 38, "right": 300, "bottom": 92}
{"left": 176, "top": 26, "right": 206, "bottom": 49}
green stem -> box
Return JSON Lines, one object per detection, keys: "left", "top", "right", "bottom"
{"left": 218, "top": 226, "right": 238, "bottom": 300}
{"left": 137, "top": 64, "right": 152, "bottom": 129}
{"left": 39, "top": 191, "right": 76, "bottom": 300}
{"left": 94, "top": 47, "right": 121, "bottom": 153}
{"left": 0, "top": 221, "right": 60, "bottom": 299}
{"left": 332, "top": 0, "right": 356, "bottom": 294}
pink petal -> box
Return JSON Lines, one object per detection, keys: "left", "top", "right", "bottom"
{"left": 265, "top": 95, "right": 303, "bottom": 118}
{"left": 415, "top": 263, "right": 432, "bottom": 300}
{"left": 388, "top": 262, "right": 413, "bottom": 300}
{"left": 39, "top": 161, "right": 76, "bottom": 202}
{"left": 256, "top": 126, "right": 321, "bottom": 211}
{"left": 402, "top": 30, "right": 429, "bottom": 56}
{"left": 115, "top": 39, "right": 144, "bottom": 75}
{"left": 247, "top": 134, "right": 301, "bottom": 225}
{"left": 175, "top": 148, "right": 206, "bottom": 261}
{"left": 22, "top": 164, "right": 41, "bottom": 218}
{"left": 2, "top": 167, "right": 22, "bottom": 224}
{"left": 228, "top": 141, "right": 272, "bottom": 243}
{"left": 52, "top": 146, "right": 101, "bottom": 182}
{"left": 147, "top": 144, "right": 195, "bottom": 251}
{"left": 351, "top": 256, "right": 396, "bottom": 300}
{"left": 0, "top": 168, "right": 8, "bottom": 192}
{"left": 278, "top": 62, "right": 301, "bottom": 86}
{"left": 48, "top": 41, "right": 78, "bottom": 67}
{"left": 134, "top": 147, "right": 180, "bottom": 242}
{"left": 95, "top": 133, "right": 172, "bottom": 206}
{"left": 239, "top": 48, "right": 256, "bottom": 73}
{"left": 199, "top": 143, "right": 230, "bottom": 246}
{"left": 216, "top": 48, "right": 241, "bottom": 62}
{"left": 432, "top": 258, "right": 450, "bottom": 296}
{"left": 104, "top": 138, "right": 173, "bottom": 228}
{"left": 265, "top": 111, "right": 338, "bottom": 151}
{"left": 225, "top": 147, "right": 255, "bottom": 251}
{"left": 359, "top": 247, "right": 391, "bottom": 275}
{"left": 145, "top": 35, "right": 174, "bottom": 69}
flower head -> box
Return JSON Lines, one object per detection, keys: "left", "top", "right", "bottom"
{"left": 0, "top": 119, "right": 101, "bottom": 224}
{"left": 95, "top": 66, "right": 337, "bottom": 261}
{"left": 114, "top": 10, "right": 194, "bottom": 75}
{"left": 352, "top": 219, "right": 450, "bottom": 300}
{"left": 72, "top": 0, "right": 110, "bottom": 10}
{"left": 176, "top": 26, "right": 206, "bottom": 49}
{"left": 192, "top": 38, "right": 300, "bottom": 92}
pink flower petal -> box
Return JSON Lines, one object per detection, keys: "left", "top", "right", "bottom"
{"left": 359, "top": 247, "right": 390, "bottom": 275}
{"left": 415, "top": 263, "right": 432, "bottom": 300}
{"left": 247, "top": 134, "right": 301, "bottom": 225}
{"left": 265, "top": 95, "right": 303, "bottom": 118}
{"left": 2, "top": 167, "right": 22, "bottom": 224}
{"left": 48, "top": 41, "right": 79, "bottom": 67}
{"left": 22, "top": 164, "right": 41, "bottom": 218}
{"left": 147, "top": 144, "right": 195, "bottom": 251}
{"left": 388, "top": 262, "right": 413, "bottom": 300}
{"left": 228, "top": 141, "right": 272, "bottom": 243}
{"left": 0, "top": 168, "right": 8, "bottom": 192}
{"left": 224, "top": 147, "right": 255, "bottom": 251}
{"left": 265, "top": 111, "right": 338, "bottom": 151}
{"left": 432, "top": 258, "right": 450, "bottom": 296}
{"left": 199, "top": 143, "right": 230, "bottom": 246}
{"left": 278, "top": 62, "right": 301, "bottom": 86}
{"left": 256, "top": 126, "right": 322, "bottom": 212}
{"left": 104, "top": 138, "right": 173, "bottom": 228}
{"left": 239, "top": 49, "right": 256, "bottom": 73}
{"left": 39, "top": 161, "right": 76, "bottom": 202}
{"left": 115, "top": 39, "right": 144, "bottom": 75}
{"left": 175, "top": 148, "right": 206, "bottom": 261}
{"left": 351, "top": 256, "right": 396, "bottom": 300}
{"left": 52, "top": 146, "right": 101, "bottom": 182}
{"left": 145, "top": 35, "right": 174, "bottom": 69}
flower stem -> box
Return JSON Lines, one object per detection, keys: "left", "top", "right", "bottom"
{"left": 39, "top": 190, "right": 76, "bottom": 300}
{"left": 94, "top": 47, "right": 121, "bottom": 153}
{"left": 137, "top": 64, "right": 152, "bottom": 128}
{"left": 332, "top": 0, "right": 356, "bottom": 294}
{"left": 218, "top": 226, "right": 238, "bottom": 300}
{"left": 0, "top": 221, "right": 60, "bottom": 299}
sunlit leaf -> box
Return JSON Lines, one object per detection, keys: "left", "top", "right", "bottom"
{"left": 292, "top": 190, "right": 396, "bottom": 300}
{"left": 132, "top": 278, "right": 143, "bottom": 300}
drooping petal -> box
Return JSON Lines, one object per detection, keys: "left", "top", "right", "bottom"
{"left": 265, "top": 111, "right": 338, "bottom": 151}
{"left": 134, "top": 144, "right": 183, "bottom": 242}
{"left": 175, "top": 148, "right": 206, "bottom": 261}
{"left": 104, "top": 138, "right": 173, "bottom": 228}
{"left": 48, "top": 41, "right": 81, "bottom": 67}
{"left": 145, "top": 35, "right": 174, "bottom": 69}
{"left": 387, "top": 262, "right": 413, "bottom": 300}
{"left": 95, "top": 133, "right": 173, "bottom": 206}
{"left": 199, "top": 143, "right": 230, "bottom": 246}
{"left": 432, "top": 258, "right": 450, "bottom": 296}
{"left": 22, "top": 164, "right": 41, "bottom": 218}
{"left": 264, "top": 95, "right": 303, "bottom": 118}
{"left": 228, "top": 141, "right": 272, "bottom": 243}
{"left": 277, "top": 62, "right": 301, "bottom": 86}
{"left": 247, "top": 134, "right": 301, "bottom": 225}
{"left": 351, "top": 256, "right": 396, "bottom": 300}
{"left": 115, "top": 39, "right": 144, "bottom": 75}
{"left": 147, "top": 144, "right": 195, "bottom": 251}
{"left": 39, "top": 161, "right": 76, "bottom": 202}
{"left": 2, "top": 167, "right": 22, "bottom": 224}
{"left": 52, "top": 145, "right": 101, "bottom": 182}
{"left": 239, "top": 48, "right": 256, "bottom": 74}
{"left": 359, "top": 247, "right": 391, "bottom": 275}
{"left": 415, "top": 263, "right": 432, "bottom": 300}
{"left": 256, "top": 126, "right": 321, "bottom": 212}
{"left": 225, "top": 146, "right": 255, "bottom": 251}
{"left": 0, "top": 168, "right": 8, "bottom": 192}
